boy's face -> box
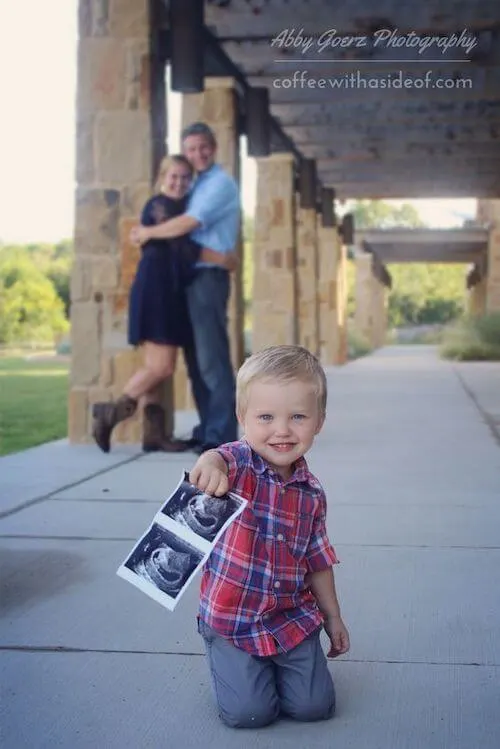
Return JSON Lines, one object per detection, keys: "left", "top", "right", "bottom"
{"left": 238, "top": 378, "right": 324, "bottom": 479}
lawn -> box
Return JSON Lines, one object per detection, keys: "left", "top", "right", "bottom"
{"left": 0, "top": 356, "right": 69, "bottom": 456}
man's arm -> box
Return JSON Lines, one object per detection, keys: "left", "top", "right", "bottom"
{"left": 130, "top": 214, "right": 200, "bottom": 245}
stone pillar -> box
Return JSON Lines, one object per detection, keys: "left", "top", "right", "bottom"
{"left": 296, "top": 203, "right": 319, "bottom": 354}
{"left": 252, "top": 153, "right": 298, "bottom": 350}
{"left": 486, "top": 201, "right": 500, "bottom": 312}
{"left": 468, "top": 278, "right": 487, "bottom": 316}
{"left": 69, "top": 0, "right": 170, "bottom": 443}
{"left": 354, "top": 253, "right": 374, "bottom": 346}
{"left": 173, "top": 77, "right": 244, "bottom": 409}
{"left": 355, "top": 254, "right": 387, "bottom": 349}
{"left": 318, "top": 223, "right": 347, "bottom": 365}
{"left": 371, "top": 277, "right": 388, "bottom": 348}
{"left": 477, "top": 199, "right": 500, "bottom": 313}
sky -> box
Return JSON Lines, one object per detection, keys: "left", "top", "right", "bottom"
{"left": 0, "top": 0, "right": 477, "bottom": 244}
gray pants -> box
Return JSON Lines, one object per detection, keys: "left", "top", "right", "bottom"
{"left": 199, "top": 621, "right": 336, "bottom": 729}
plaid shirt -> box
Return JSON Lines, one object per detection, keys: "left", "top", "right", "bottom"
{"left": 199, "top": 440, "right": 338, "bottom": 656}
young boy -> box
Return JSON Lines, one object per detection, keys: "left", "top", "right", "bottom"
{"left": 189, "top": 345, "right": 349, "bottom": 729}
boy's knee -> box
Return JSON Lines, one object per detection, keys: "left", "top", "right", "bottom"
{"left": 285, "top": 690, "right": 336, "bottom": 723}
{"left": 219, "top": 701, "right": 279, "bottom": 729}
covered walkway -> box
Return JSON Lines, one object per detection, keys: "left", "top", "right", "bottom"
{"left": 1, "top": 347, "right": 499, "bottom": 748}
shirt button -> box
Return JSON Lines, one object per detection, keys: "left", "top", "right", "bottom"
{"left": 277, "top": 534, "right": 284, "bottom": 542}
{"left": 274, "top": 581, "right": 281, "bottom": 589}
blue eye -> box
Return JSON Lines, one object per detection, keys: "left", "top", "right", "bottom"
{"left": 258, "top": 414, "right": 273, "bottom": 421}
{"left": 292, "top": 414, "right": 306, "bottom": 421}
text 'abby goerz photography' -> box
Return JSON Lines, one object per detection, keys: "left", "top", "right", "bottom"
{"left": 117, "top": 472, "right": 247, "bottom": 611}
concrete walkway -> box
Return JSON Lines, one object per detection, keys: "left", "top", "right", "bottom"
{"left": 1, "top": 346, "right": 499, "bottom": 749}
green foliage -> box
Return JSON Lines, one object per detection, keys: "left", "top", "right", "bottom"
{"left": 347, "top": 200, "right": 425, "bottom": 229}
{"left": 387, "top": 264, "right": 465, "bottom": 327}
{"left": 440, "top": 313, "right": 500, "bottom": 361}
{"left": 0, "top": 241, "right": 72, "bottom": 344}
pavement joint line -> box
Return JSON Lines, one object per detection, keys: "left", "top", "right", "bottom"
{"left": 1, "top": 535, "right": 500, "bottom": 550}
{"left": 0, "top": 645, "right": 498, "bottom": 668}
{"left": 453, "top": 365, "right": 500, "bottom": 448}
{"left": 41, "top": 499, "right": 500, "bottom": 508}
{"left": 0, "top": 453, "right": 143, "bottom": 521}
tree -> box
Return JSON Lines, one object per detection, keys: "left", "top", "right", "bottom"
{"left": 0, "top": 252, "right": 69, "bottom": 344}
{"left": 347, "top": 199, "right": 425, "bottom": 229}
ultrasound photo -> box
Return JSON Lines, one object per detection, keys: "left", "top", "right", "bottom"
{"left": 121, "top": 523, "right": 203, "bottom": 605}
{"left": 160, "top": 478, "right": 245, "bottom": 543}
{"left": 117, "top": 471, "right": 247, "bottom": 611}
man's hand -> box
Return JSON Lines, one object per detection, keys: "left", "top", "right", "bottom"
{"left": 323, "top": 615, "right": 350, "bottom": 658}
{"left": 130, "top": 225, "right": 150, "bottom": 246}
{"left": 189, "top": 450, "right": 229, "bottom": 496}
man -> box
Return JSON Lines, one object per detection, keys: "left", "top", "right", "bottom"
{"left": 131, "top": 122, "right": 240, "bottom": 453}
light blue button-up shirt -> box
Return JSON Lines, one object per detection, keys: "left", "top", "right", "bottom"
{"left": 186, "top": 164, "right": 240, "bottom": 265}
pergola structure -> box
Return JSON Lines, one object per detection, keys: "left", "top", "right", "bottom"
{"left": 69, "top": 0, "right": 500, "bottom": 443}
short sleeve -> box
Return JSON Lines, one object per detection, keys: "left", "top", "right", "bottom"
{"left": 140, "top": 198, "right": 157, "bottom": 227}
{"left": 305, "top": 493, "right": 339, "bottom": 573}
{"left": 187, "top": 174, "right": 238, "bottom": 228}
{"left": 216, "top": 441, "right": 250, "bottom": 489}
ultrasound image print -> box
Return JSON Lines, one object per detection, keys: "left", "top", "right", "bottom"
{"left": 161, "top": 480, "right": 244, "bottom": 543}
{"left": 124, "top": 523, "right": 203, "bottom": 599}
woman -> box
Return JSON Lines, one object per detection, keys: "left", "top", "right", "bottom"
{"left": 92, "top": 155, "right": 231, "bottom": 453}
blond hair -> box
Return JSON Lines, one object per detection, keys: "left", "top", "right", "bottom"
{"left": 154, "top": 154, "right": 193, "bottom": 192}
{"left": 236, "top": 345, "right": 327, "bottom": 417}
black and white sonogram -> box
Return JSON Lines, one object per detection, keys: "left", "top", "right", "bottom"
{"left": 161, "top": 479, "right": 245, "bottom": 543}
{"left": 124, "top": 523, "right": 203, "bottom": 600}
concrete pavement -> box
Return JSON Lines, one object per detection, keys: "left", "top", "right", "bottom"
{"left": 1, "top": 346, "right": 499, "bottom": 748}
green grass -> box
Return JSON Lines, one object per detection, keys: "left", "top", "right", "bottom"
{"left": 440, "top": 313, "right": 500, "bottom": 362}
{"left": 0, "top": 356, "right": 69, "bottom": 456}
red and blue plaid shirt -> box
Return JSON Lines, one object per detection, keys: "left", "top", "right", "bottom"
{"left": 199, "top": 440, "right": 338, "bottom": 656}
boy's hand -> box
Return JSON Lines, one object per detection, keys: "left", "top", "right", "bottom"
{"left": 189, "top": 451, "right": 229, "bottom": 497}
{"left": 324, "top": 615, "right": 350, "bottom": 658}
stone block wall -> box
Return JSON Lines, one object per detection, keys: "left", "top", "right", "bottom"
{"left": 296, "top": 205, "right": 319, "bottom": 355}
{"left": 318, "top": 224, "right": 347, "bottom": 365}
{"left": 477, "top": 199, "right": 500, "bottom": 313}
{"left": 252, "top": 154, "right": 298, "bottom": 351}
{"left": 70, "top": 0, "right": 161, "bottom": 443}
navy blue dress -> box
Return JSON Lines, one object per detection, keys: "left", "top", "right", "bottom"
{"left": 128, "top": 195, "right": 201, "bottom": 347}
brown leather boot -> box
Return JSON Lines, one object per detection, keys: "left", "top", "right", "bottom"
{"left": 142, "top": 404, "right": 190, "bottom": 453}
{"left": 92, "top": 395, "right": 137, "bottom": 453}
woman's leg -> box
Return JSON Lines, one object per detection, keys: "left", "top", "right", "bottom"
{"left": 92, "top": 342, "right": 180, "bottom": 453}
{"left": 124, "top": 342, "right": 177, "bottom": 400}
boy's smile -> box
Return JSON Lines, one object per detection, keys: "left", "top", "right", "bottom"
{"left": 238, "top": 378, "right": 324, "bottom": 480}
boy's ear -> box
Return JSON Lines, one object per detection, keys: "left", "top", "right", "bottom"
{"left": 236, "top": 410, "right": 245, "bottom": 427}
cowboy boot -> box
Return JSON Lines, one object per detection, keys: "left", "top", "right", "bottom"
{"left": 92, "top": 395, "right": 137, "bottom": 453}
{"left": 142, "top": 404, "right": 190, "bottom": 453}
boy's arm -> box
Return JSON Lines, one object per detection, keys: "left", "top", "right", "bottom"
{"left": 308, "top": 567, "right": 350, "bottom": 657}
{"left": 189, "top": 450, "right": 230, "bottom": 497}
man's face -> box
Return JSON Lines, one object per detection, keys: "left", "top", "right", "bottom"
{"left": 182, "top": 134, "right": 216, "bottom": 173}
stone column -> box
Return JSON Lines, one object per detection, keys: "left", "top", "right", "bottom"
{"left": 252, "top": 153, "right": 298, "bottom": 350}
{"left": 371, "top": 277, "right": 388, "bottom": 348}
{"left": 296, "top": 203, "right": 319, "bottom": 354}
{"left": 336, "top": 241, "right": 349, "bottom": 364}
{"left": 318, "top": 223, "right": 347, "bottom": 365}
{"left": 69, "top": 0, "right": 169, "bottom": 443}
{"left": 477, "top": 199, "right": 500, "bottom": 313}
{"left": 173, "top": 77, "right": 244, "bottom": 409}
{"left": 354, "top": 253, "right": 373, "bottom": 346}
